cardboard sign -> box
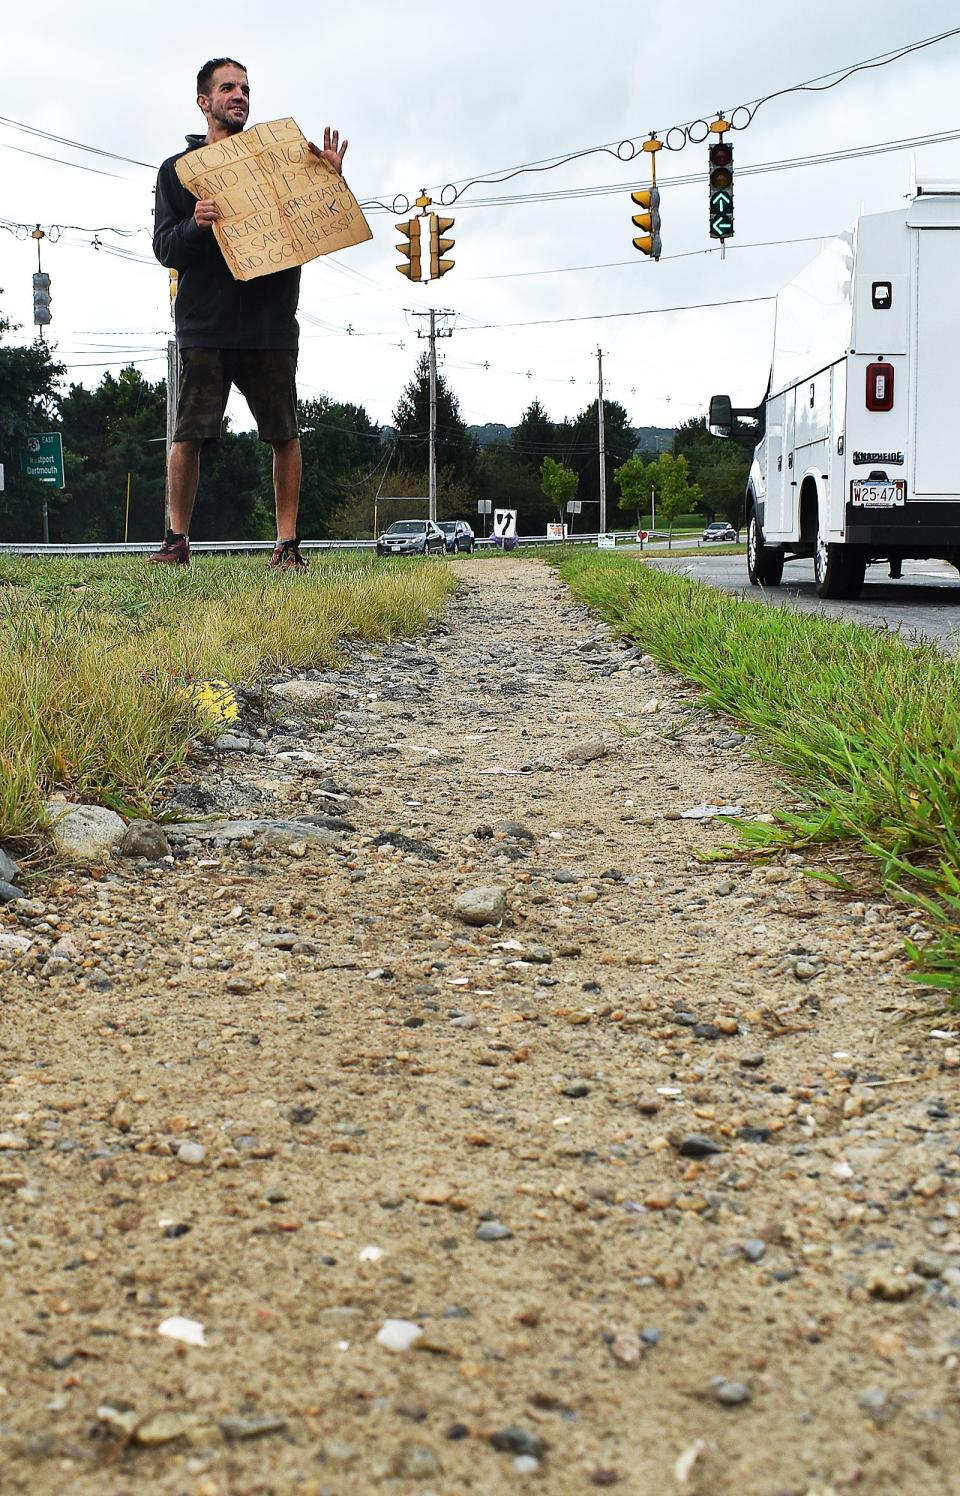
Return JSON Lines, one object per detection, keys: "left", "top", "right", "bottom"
{"left": 175, "top": 118, "right": 372, "bottom": 283}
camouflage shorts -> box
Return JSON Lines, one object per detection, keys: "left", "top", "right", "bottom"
{"left": 173, "top": 348, "right": 299, "bottom": 443}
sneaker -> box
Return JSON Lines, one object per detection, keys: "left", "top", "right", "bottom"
{"left": 269, "top": 538, "right": 308, "bottom": 571}
{"left": 149, "top": 530, "right": 190, "bottom": 566}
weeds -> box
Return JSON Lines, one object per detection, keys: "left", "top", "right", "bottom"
{"left": 0, "top": 554, "right": 454, "bottom": 847}
{"left": 556, "top": 551, "right": 960, "bottom": 995}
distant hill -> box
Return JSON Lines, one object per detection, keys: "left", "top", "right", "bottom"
{"left": 380, "top": 423, "right": 678, "bottom": 451}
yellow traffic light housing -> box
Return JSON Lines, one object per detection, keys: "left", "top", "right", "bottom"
{"left": 169, "top": 268, "right": 178, "bottom": 308}
{"left": 429, "top": 212, "right": 455, "bottom": 279}
{"left": 396, "top": 217, "right": 422, "bottom": 280}
{"left": 631, "top": 188, "right": 661, "bottom": 260}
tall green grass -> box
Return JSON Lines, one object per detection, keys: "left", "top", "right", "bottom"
{"left": 0, "top": 554, "right": 454, "bottom": 849}
{"left": 556, "top": 552, "right": 960, "bottom": 993}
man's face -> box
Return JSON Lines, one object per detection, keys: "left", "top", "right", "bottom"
{"left": 199, "top": 65, "right": 250, "bottom": 134}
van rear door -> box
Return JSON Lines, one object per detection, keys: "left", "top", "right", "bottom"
{"left": 913, "top": 229, "right": 960, "bottom": 497}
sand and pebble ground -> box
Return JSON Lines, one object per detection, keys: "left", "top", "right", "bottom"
{"left": 1, "top": 556, "right": 958, "bottom": 1495}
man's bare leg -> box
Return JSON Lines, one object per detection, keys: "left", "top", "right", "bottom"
{"left": 167, "top": 440, "right": 202, "bottom": 535}
{"left": 272, "top": 437, "right": 302, "bottom": 540}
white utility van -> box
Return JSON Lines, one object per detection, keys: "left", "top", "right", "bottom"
{"left": 709, "top": 181, "right": 960, "bottom": 598}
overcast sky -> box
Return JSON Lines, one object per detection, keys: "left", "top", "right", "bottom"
{"left": 2, "top": 2, "right": 959, "bottom": 437}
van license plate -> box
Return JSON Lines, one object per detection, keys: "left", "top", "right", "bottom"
{"left": 851, "top": 481, "right": 905, "bottom": 507}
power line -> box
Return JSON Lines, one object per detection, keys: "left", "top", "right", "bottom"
{"left": 455, "top": 293, "right": 776, "bottom": 333}
{"left": 363, "top": 26, "right": 960, "bottom": 210}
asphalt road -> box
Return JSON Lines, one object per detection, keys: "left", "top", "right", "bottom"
{"left": 644, "top": 550, "right": 960, "bottom": 653}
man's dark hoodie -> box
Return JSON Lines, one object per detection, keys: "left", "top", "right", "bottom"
{"left": 153, "top": 134, "right": 300, "bottom": 350}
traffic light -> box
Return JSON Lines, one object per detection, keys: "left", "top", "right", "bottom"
{"left": 429, "top": 212, "right": 455, "bottom": 278}
{"left": 169, "top": 268, "right": 178, "bottom": 311}
{"left": 32, "top": 272, "right": 52, "bottom": 326}
{"left": 630, "top": 188, "right": 661, "bottom": 259}
{"left": 396, "top": 217, "right": 422, "bottom": 280}
{"left": 708, "top": 141, "right": 734, "bottom": 239}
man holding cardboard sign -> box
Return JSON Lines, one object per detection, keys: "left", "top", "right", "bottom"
{"left": 151, "top": 58, "right": 370, "bottom": 568}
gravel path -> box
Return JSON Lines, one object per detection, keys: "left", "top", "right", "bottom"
{"left": 1, "top": 556, "right": 958, "bottom": 1495}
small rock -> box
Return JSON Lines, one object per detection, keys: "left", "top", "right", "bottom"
{"left": 677, "top": 1134, "right": 724, "bottom": 1159}
{"left": 489, "top": 1426, "right": 546, "bottom": 1459}
{"left": 496, "top": 821, "right": 537, "bottom": 842}
{"left": 270, "top": 680, "right": 338, "bottom": 719}
{"left": 563, "top": 737, "right": 612, "bottom": 765}
{"left": 44, "top": 802, "right": 126, "bottom": 861}
{"left": 120, "top": 820, "right": 171, "bottom": 860}
{"left": 219, "top": 1414, "right": 288, "bottom": 1440}
{"left": 0, "top": 849, "right": 20, "bottom": 882}
{"left": 453, "top": 885, "right": 507, "bottom": 927}
{"left": 0, "top": 1133, "right": 29, "bottom": 1151}
{"left": 0, "top": 881, "right": 26, "bottom": 904}
{"left": 376, "top": 1319, "right": 423, "bottom": 1352}
{"left": 867, "top": 1270, "right": 918, "bottom": 1301}
{"left": 177, "top": 1143, "right": 206, "bottom": 1166}
{"left": 913, "top": 1173, "right": 945, "bottom": 1199}
{"left": 476, "top": 1220, "right": 513, "bottom": 1242}
{"left": 712, "top": 1379, "right": 752, "bottom": 1406}
{"left": 742, "top": 1238, "right": 766, "bottom": 1263}
{"left": 610, "top": 1332, "right": 644, "bottom": 1367}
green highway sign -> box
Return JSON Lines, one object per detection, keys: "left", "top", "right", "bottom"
{"left": 21, "top": 432, "right": 65, "bottom": 488}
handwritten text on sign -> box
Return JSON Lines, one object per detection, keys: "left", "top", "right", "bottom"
{"left": 175, "top": 118, "right": 372, "bottom": 283}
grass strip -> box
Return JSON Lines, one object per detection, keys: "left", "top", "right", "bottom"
{"left": 0, "top": 554, "right": 454, "bottom": 849}
{"left": 555, "top": 551, "right": 960, "bottom": 995}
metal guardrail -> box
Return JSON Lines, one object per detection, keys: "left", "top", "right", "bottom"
{"left": 0, "top": 531, "right": 704, "bottom": 558}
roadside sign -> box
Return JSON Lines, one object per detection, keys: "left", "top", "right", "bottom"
{"left": 21, "top": 432, "right": 65, "bottom": 488}
{"left": 597, "top": 534, "right": 616, "bottom": 550}
{"left": 566, "top": 500, "right": 582, "bottom": 514}
{"left": 477, "top": 500, "right": 492, "bottom": 514}
{"left": 546, "top": 523, "right": 567, "bottom": 539}
{"left": 636, "top": 529, "right": 649, "bottom": 543}
{"left": 492, "top": 508, "right": 517, "bottom": 538}
{"left": 0, "top": 463, "right": 4, "bottom": 492}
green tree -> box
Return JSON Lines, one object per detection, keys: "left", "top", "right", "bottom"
{"left": 295, "top": 396, "right": 382, "bottom": 538}
{"left": 392, "top": 353, "right": 478, "bottom": 492}
{"left": 614, "top": 454, "right": 661, "bottom": 527}
{"left": 539, "top": 455, "right": 579, "bottom": 528}
{"left": 559, "top": 399, "right": 635, "bottom": 518}
{"left": 674, "top": 414, "right": 750, "bottom": 531}
{"left": 656, "top": 452, "right": 702, "bottom": 546}
{"left": 0, "top": 293, "right": 64, "bottom": 540}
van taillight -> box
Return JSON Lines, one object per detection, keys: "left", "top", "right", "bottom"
{"left": 866, "top": 361, "right": 894, "bottom": 412}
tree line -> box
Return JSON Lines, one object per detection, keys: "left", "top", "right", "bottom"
{"left": 0, "top": 299, "right": 751, "bottom": 542}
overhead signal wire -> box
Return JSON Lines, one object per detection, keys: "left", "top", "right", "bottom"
{"left": 361, "top": 26, "right": 960, "bottom": 211}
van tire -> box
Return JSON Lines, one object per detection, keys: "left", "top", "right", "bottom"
{"left": 814, "top": 526, "right": 866, "bottom": 599}
{"left": 746, "top": 510, "right": 784, "bottom": 586}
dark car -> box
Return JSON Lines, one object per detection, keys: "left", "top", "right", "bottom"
{"left": 437, "top": 519, "right": 475, "bottom": 554}
{"left": 376, "top": 519, "right": 447, "bottom": 557}
{"left": 701, "top": 521, "right": 738, "bottom": 543}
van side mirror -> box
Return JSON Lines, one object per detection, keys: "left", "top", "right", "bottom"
{"left": 708, "top": 394, "right": 733, "bottom": 438}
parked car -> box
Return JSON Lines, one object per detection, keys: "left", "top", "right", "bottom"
{"left": 701, "top": 521, "right": 738, "bottom": 544}
{"left": 437, "top": 519, "right": 475, "bottom": 554}
{"left": 376, "top": 519, "right": 447, "bottom": 557}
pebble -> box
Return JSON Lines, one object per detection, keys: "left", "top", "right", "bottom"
{"left": 452, "top": 885, "right": 507, "bottom": 926}
{"left": 742, "top": 1238, "right": 767, "bottom": 1262}
{"left": 376, "top": 1319, "right": 423, "bottom": 1351}
{"left": 677, "top": 1134, "right": 724, "bottom": 1159}
{"left": 0, "top": 881, "right": 26, "bottom": 904}
{"left": 0, "top": 848, "right": 20, "bottom": 882}
{"left": 219, "top": 1414, "right": 287, "bottom": 1440}
{"left": 490, "top": 1426, "right": 546, "bottom": 1459}
{"left": 476, "top": 1221, "right": 513, "bottom": 1241}
{"left": 177, "top": 1142, "right": 206, "bottom": 1166}
{"left": 120, "top": 820, "right": 171, "bottom": 860}
{"left": 712, "top": 1379, "right": 752, "bottom": 1406}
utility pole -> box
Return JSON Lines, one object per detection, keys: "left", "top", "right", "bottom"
{"left": 597, "top": 347, "right": 607, "bottom": 536}
{"left": 410, "top": 309, "right": 455, "bottom": 524}
{"left": 428, "top": 308, "right": 438, "bottom": 522}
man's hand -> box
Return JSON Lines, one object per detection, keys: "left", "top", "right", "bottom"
{"left": 307, "top": 127, "right": 348, "bottom": 176}
{"left": 194, "top": 199, "right": 220, "bottom": 230}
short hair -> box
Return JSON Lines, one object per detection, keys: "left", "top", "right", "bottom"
{"left": 197, "top": 58, "right": 247, "bottom": 96}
